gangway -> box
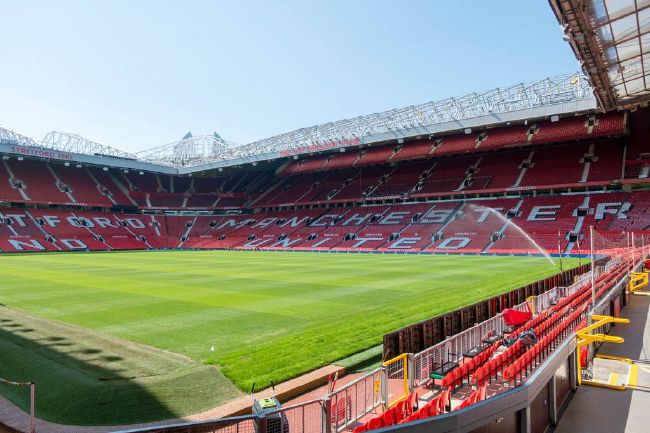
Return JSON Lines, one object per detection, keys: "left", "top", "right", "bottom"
{"left": 576, "top": 314, "right": 635, "bottom": 390}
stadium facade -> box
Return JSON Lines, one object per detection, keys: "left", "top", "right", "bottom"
{"left": 0, "top": 71, "right": 646, "bottom": 256}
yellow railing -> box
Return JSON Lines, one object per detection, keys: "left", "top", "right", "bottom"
{"left": 629, "top": 272, "right": 649, "bottom": 294}
{"left": 382, "top": 353, "right": 409, "bottom": 408}
{"left": 575, "top": 314, "right": 630, "bottom": 388}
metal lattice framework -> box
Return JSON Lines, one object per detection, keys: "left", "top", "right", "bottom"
{"left": 0, "top": 126, "right": 40, "bottom": 147}
{"left": 550, "top": 0, "right": 650, "bottom": 111}
{"left": 3, "top": 72, "right": 595, "bottom": 169}
{"left": 40, "top": 131, "right": 139, "bottom": 160}
{"left": 136, "top": 132, "right": 240, "bottom": 167}
{"left": 139, "top": 72, "right": 593, "bottom": 166}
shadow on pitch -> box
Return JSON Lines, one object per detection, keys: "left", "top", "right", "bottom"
{"left": 0, "top": 313, "right": 179, "bottom": 426}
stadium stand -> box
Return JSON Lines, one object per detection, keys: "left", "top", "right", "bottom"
{"left": 0, "top": 110, "right": 646, "bottom": 255}
{"left": 0, "top": 188, "right": 640, "bottom": 254}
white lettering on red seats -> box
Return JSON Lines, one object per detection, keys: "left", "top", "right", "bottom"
{"left": 310, "top": 238, "right": 331, "bottom": 248}
{"left": 78, "top": 217, "right": 94, "bottom": 227}
{"left": 527, "top": 206, "right": 560, "bottom": 221}
{"left": 42, "top": 215, "right": 61, "bottom": 227}
{"left": 237, "top": 219, "right": 257, "bottom": 228}
{"left": 60, "top": 239, "right": 88, "bottom": 250}
{"left": 243, "top": 239, "right": 272, "bottom": 248}
{"left": 279, "top": 217, "right": 310, "bottom": 228}
{"left": 311, "top": 214, "right": 340, "bottom": 227}
{"left": 271, "top": 238, "right": 302, "bottom": 248}
{"left": 419, "top": 209, "right": 453, "bottom": 224}
{"left": 388, "top": 237, "right": 421, "bottom": 249}
{"left": 6, "top": 214, "right": 28, "bottom": 227}
{"left": 67, "top": 216, "right": 94, "bottom": 228}
{"left": 342, "top": 213, "right": 372, "bottom": 226}
{"left": 437, "top": 237, "right": 471, "bottom": 249}
{"left": 8, "top": 238, "right": 45, "bottom": 251}
{"left": 254, "top": 218, "right": 277, "bottom": 228}
{"left": 352, "top": 237, "right": 383, "bottom": 248}
{"left": 379, "top": 212, "right": 409, "bottom": 225}
{"left": 594, "top": 202, "right": 630, "bottom": 220}
{"left": 474, "top": 207, "right": 504, "bottom": 223}
{"left": 93, "top": 217, "right": 115, "bottom": 228}
{"left": 217, "top": 219, "right": 237, "bottom": 229}
{"left": 125, "top": 218, "right": 146, "bottom": 229}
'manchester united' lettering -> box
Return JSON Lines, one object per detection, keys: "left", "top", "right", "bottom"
{"left": 0, "top": 200, "right": 632, "bottom": 252}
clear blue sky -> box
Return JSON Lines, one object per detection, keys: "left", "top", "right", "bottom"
{"left": 0, "top": 0, "right": 579, "bottom": 153}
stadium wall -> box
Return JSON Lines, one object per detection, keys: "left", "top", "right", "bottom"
{"left": 383, "top": 263, "right": 592, "bottom": 359}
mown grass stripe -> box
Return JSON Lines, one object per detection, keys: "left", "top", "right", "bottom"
{"left": 0, "top": 250, "right": 580, "bottom": 424}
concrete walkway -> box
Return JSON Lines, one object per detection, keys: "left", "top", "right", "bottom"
{"left": 554, "top": 295, "right": 650, "bottom": 433}
{"left": 0, "top": 365, "right": 346, "bottom": 433}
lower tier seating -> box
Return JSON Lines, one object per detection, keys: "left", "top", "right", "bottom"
{"left": 0, "top": 191, "right": 646, "bottom": 254}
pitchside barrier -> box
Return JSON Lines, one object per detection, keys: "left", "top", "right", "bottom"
{"left": 115, "top": 415, "right": 259, "bottom": 433}
{"left": 113, "top": 261, "right": 618, "bottom": 433}
{"left": 381, "top": 354, "right": 409, "bottom": 409}
{"left": 382, "top": 263, "right": 596, "bottom": 359}
{"left": 328, "top": 368, "right": 383, "bottom": 432}
{"left": 263, "top": 399, "right": 324, "bottom": 433}
{"left": 0, "top": 378, "right": 34, "bottom": 433}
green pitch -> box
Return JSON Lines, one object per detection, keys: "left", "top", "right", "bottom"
{"left": 0, "top": 250, "right": 581, "bottom": 425}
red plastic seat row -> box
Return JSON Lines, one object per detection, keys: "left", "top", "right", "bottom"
{"left": 472, "top": 340, "right": 525, "bottom": 385}
{"left": 502, "top": 305, "right": 590, "bottom": 385}
{"left": 398, "top": 389, "right": 449, "bottom": 425}
{"left": 454, "top": 384, "right": 487, "bottom": 410}
{"left": 353, "top": 391, "right": 421, "bottom": 432}
{"left": 442, "top": 341, "right": 501, "bottom": 389}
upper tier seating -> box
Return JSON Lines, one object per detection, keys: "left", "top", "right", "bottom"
{"left": 0, "top": 128, "right": 630, "bottom": 211}
{"left": 51, "top": 165, "right": 113, "bottom": 206}
{"left": 88, "top": 167, "right": 135, "bottom": 206}
{"left": 122, "top": 170, "right": 160, "bottom": 192}
{"left": 263, "top": 172, "right": 329, "bottom": 206}
{"left": 414, "top": 156, "right": 479, "bottom": 195}
{"left": 6, "top": 159, "right": 71, "bottom": 204}
{"left": 587, "top": 142, "right": 625, "bottom": 182}
{"left": 276, "top": 113, "right": 626, "bottom": 176}
{"left": 370, "top": 160, "right": 433, "bottom": 198}
{"left": 626, "top": 110, "right": 650, "bottom": 160}
{"left": 518, "top": 144, "right": 588, "bottom": 186}
{"left": 471, "top": 151, "right": 528, "bottom": 190}
{"left": 0, "top": 161, "right": 25, "bottom": 202}
{"left": 478, "top": 125, "right": 529, "bottom": 149}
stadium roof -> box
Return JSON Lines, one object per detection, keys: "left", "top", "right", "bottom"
{"left": 1, "top": 72, "right": 597, "bottom": 173}
{"left": 550, "top": 0, "right": 650, "bottom": 111}
{"left": 41, "top": 131, "right": 139, "bottom": 160}
{"left": 0, "top": 125, "right": 40, "bottom": 148}
{"left": 135, "top": 132, "right": 241, "bottom": 167}
{"left": 141, "top": 72, "right": 597, "bottom": 171}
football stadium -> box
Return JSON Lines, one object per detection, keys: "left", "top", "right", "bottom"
{"left": 2, "top": 1, "right": 650, "bottom": 433}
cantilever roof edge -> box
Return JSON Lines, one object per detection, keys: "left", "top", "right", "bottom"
{"left": 177, "top": 97, "right": 597, "bottom": 174}
{"left": 145, "top": 72, "right": 597, "bottom": 168}
{"left": 1, "top": 72, "right": 598, "bottom": 173}
{"left": 549, "top": 0, "right": 650, "bottom": 111}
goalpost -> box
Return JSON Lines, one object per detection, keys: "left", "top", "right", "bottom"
{"left": 0, "top": 377, "right": 35, "bottom": 433}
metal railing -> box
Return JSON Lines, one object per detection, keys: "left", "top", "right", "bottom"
{"left": 411, "top": 312, "right": 506, "bottom": 387}
{"left": 411, "top": 264, "right": 605, "bottom": 388}
{"left": 327, "top": 368, "right": 383, "bottom": 432}
{"left": 263, "top": 399, "right": 324, "bottom": 433}
{"left": 382, "top": 354, "right": 409, "bottom": 409}
{"left": 114, "top": 415, "right": 258, "bottom": 433}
